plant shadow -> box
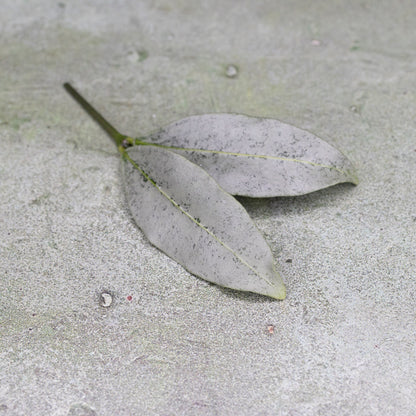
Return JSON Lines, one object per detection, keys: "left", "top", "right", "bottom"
{"left": 216, "top": 285, "right": 281, "bottom": 304}
{"left": 236, "top": 182, "right": 357, "bottom": 216}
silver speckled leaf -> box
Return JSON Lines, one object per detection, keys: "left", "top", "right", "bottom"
{"left": 144, "top": 114, "right": 358, "bottom": 197}
{"left": 123, "top": 145, "right": 286, "bottom": 299}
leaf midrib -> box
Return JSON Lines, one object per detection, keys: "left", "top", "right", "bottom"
{"left": 136, "top": 139, "right": 352, "bottom": 178}
{"left": 124, "top": 149, "right": 275, "bottom": 288}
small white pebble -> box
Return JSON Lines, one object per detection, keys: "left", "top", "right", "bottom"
{"left": 100, "top": 292, "right": 113, "bottom": 307}
{"left": 311, "top": 39, "right": 321, "bottom": 46}
{"left": 127, "top": 50, "right": 139, "bottom": 63}
{"left": 225, "top": 65, "right": 238, "bottom": 78}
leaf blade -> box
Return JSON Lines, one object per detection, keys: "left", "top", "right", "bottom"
{"left": 123, "top": 145, "right": 286, "bottom": 299}
{"left": 145, "top": 114, "right": 358, "bottom": 197}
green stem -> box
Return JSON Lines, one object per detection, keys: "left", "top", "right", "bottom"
{"left": 63, "top": 83, "right": 133, "bottom": 151}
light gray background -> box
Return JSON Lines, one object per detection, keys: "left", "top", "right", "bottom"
{"left": 1, "top": 1, "right": 415, "bottom": 415}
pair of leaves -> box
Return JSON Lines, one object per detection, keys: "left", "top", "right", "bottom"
{"left": 64, "top": 83, "right": 357, "bottom": 299}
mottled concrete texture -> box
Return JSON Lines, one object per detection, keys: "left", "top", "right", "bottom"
{"left": 1, "top": 1, "right": 415, "bottom": 415}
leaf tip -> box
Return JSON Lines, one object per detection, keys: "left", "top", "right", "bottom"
{"left": 342, "top": 159, "right": 359, "bottom": 186}
{"left": 270, "top": 283, "right": 286, "bottom": 300}
{"left": 263, "top": 278, "right": 286, "bottom": 300}
{"left": 350, "top": 171, "right": 360, "bottom": 186}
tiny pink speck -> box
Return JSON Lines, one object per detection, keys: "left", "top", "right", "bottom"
{"left": 127, "top": 295, "right": 132, "bottom": 301}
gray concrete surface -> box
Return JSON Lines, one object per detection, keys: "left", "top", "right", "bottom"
{"left": 1, "top": 1, "right": 415, "bottom": 415}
